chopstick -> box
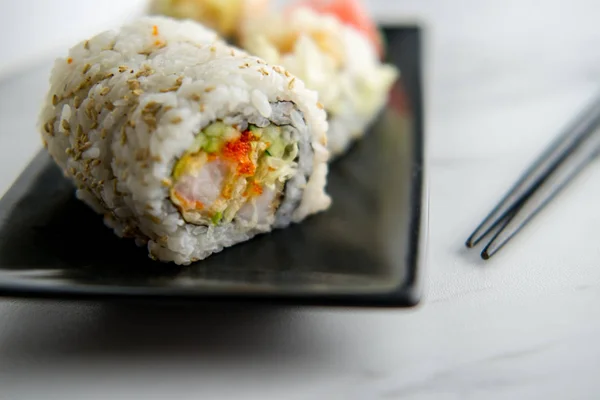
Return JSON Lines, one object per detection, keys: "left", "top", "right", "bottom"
{"left": 466, "top": 93, "right": 600, "bottom": 259}
{"left": 481, "top": 127, "right": 600, "bottom": 258}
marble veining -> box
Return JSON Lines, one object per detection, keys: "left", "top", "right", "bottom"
{"left": 1, "top": 1, "right": 600, "bottom": 398}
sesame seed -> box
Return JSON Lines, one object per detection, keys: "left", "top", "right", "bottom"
{"left": 142, "top": 115, "right": 157, "bottom": 130}
{"left": 100, "top": 129, "right": 107, "bottom": 139}
{"left": 80, "top": 142, "right": 92, "bottom": 152}
{"left": 52, "top": 94, "right": 59, "bottom": 106}
{"left": 170, "top": 116, "right": 182, "bottom": 124}
{"left": 82, "top": 64, "right": 91, "bottom": 74}
{"left": 61, "top": 119, "right": 71, "bottom": 132}
{"left": 147, "top": 214, "right": 161, "bottom": 224}
{"left": 284, "top": 71, "right": 291, "bottom": 78}
{"left": 136, "top": 67, "right": 154, "bottom": 78}
{"left": 48, "top": 118, "right": 57, "bottom": 136}
{"left": 288, "top": 77, "right": 296, "bottom": 90}
{"left": 142, "top": 101, "right": 162, "bottom": 115}
{"left": 119, "top": 66, "right": 128, "bottom": 73}
{"left": 160, "top": 178, "right": 172, "bottom": 187}
{"left": 135, "top": 148, "right": 150, "bottom": 161}
{"left": 73, "top": 96, "right": 82, "bottom": 109}
{"left": 132, "top": 89, "right": 144, "bottom": 96}
{"left": 120, "top": 126, "right": 127, "bottom": 145}
{"left": 190, "top": 93, "right": 201, "bottom": 101}
{"left": 317, "top": 102, "right": 324, "bottom": 109}
{"left": 105, "top": 101, "right": 115, "bottom": 111}
{"left": 84, "top": 40, "right": 90, "bottom": 50}
{"left": 127, "top": 79, "right": 140, "bottom": 90}
{"left": 204, "top": 86, "right": 215, "bottom": 93}
{"left": 100, "top": 87, "right": 110, "bottom": 96}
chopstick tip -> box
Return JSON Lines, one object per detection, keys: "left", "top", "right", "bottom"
{"left": 481, "top": 250, "right": 491, "bottom": 260}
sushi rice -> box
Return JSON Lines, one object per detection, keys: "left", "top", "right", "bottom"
{"left": 38, "top": 16, "right": 331, "bottom": 265}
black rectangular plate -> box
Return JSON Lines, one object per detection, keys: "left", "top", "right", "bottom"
{"left": 0, "top": 27, "right": 426, "bottom": 307}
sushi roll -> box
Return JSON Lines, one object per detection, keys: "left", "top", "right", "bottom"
{"left": 240, "top": 0, "right": 399, "bottom": 158}
{"left": 38, "top": 16, "right": 331, "bottom": 265}
{"left": 149, "top": 0, "right": 269, "bottom": 41}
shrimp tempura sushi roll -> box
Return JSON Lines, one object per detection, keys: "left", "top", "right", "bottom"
{"left": 38, "top": 16, "right": 330, "bottom": 265}
{"left": 241, "top": 0, "right": 398, "bottom": 158}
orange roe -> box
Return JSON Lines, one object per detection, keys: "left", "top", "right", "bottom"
{"left": 222, "top": 130, "right": 257, "bottom": 176}
{"left": 252, "top": 182, "right": 263, "bottom": 195}
{"left": 243, "top": 181, "right": 264, "bottom": 198}
{"left": 67, "top": 58, "right": 73, "bottom": 64}
{"left": 173, "top": 191, "right": 204, "bottom": 210}
{"left": 152, "top": 25, "right": 159, "bottom": 36}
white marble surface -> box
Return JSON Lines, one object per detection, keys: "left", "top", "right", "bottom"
{"left": 2, "top": 1, "right": 600, "bottom": 399}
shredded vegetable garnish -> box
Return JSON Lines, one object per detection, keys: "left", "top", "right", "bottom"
{"left": 169, "top": 121, "right": 298, "bottom": 226}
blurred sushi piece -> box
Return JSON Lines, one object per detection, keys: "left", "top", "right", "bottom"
{"left": 240, "top": 0, "right": 398, "bottom": 158}
{"left": 148, "top": 0, "right": 269, "bottom": 40}
{"left": 286, "top": 0, "right": 384, "bottom": 57}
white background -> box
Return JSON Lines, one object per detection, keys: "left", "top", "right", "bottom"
{"left": 0, "top": 0, "right": 421, "bottom": 77}
{"left": 2, "top": 1, "right": 600, "bottom": 399}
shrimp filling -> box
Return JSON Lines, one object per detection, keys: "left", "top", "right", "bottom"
{"left": 170, "top": 121, "right": 299, "bottom": 226}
